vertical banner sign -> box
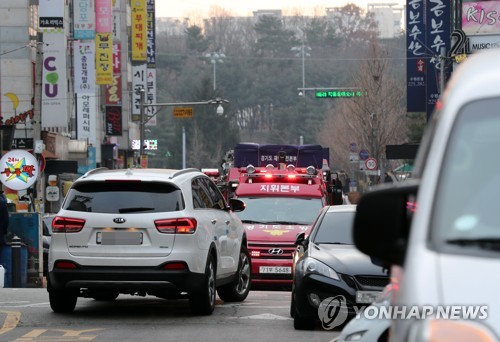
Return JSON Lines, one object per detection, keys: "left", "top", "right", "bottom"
{"left": 146, "top": 69, "right": 157, "bottom": 126}
{"left": 462, "top": 1, "right": 500, "bottom": 34}
{"left": 39, "top": 0, "right": 64, "bottom": 28}
{"left": 105, "top": 74, "right": 122, "bottom": 105}
{"left": 41, "top": 31, "right": 68, "bottom": 129}
{"left": 73, "top": 0, "right": 95, "bottom": 39}
{"left": 112, "top": 7, "right": 121, "bottom": 41}
{"left": 96, "top": 33, "right": 113, "bottom": 85}
{"left": 425, "top": 0, "right": 451, "bottom": 122}
{"left": 131, "top": 0, "right": 147, "bottom": 62}
{"left": 132, "top": 63, "right": 147, "bottom": 121}
{"left": 406, "top": 0, "right": 426, "bottom": 113}
{"left": 76, "top": 93, "right": 97, "bottom": 143}
{"left": 95, "top": 0, "right": 113, "bottom": 33}
{"left": 147, "top": 0, "right": 156, "bottom": 68}
{"left": 105, "top": 106, "right": 123, "bottom": 135}
{"left": 73, "top": 41, "right": 96, "bottom": 93}
{"left": 146, "top": 0, "right": 157, "bottom": 126}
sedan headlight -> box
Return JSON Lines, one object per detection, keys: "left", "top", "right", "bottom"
{"left": 408, "top": 318, "right": 497, "bottom": 342}
{"left": 302, "top": 257, "right": 340, "bottom": 281}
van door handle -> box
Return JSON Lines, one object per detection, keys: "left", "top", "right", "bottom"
{"left": 225, "top": 220, "right": 230, "bottom": 225}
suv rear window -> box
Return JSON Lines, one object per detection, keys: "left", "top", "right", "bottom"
{"left": 62, "top": 181, "right": 184, "bottom": 213}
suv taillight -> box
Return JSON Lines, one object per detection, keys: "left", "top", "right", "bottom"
{"left": 52, "top": 216, "right": 86, "bottom": 233}
{"left": 155, "top": 218, "right": 197, "bottom": 234}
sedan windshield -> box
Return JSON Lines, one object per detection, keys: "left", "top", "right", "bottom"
{"left": 312, "top": 211, "right": 355, "bottom": 245}
{"left": 235, "top": 197, "right": 323, "bottom": 225}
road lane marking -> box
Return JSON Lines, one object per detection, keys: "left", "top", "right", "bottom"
{"left": 0, "top": 310, "right": 21, "bottom": 336}
{"left": 235, "top": 313, "right": 292, "bottom": 320}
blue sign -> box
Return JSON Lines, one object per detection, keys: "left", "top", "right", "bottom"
{"left": 359, "top": 149, "right": 370, "bottom": 160}
{"left": 425, "top": 0, "right": 451, "bottom": 122}
{"left": 406, "top": 0, "right": 426, "bottom": 113}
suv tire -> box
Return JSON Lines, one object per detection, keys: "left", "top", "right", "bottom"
{"left": 189, "top": 254, "right": 216, "bottom": 315}
{"left": 49, "top": 289, "right": 78, "bottom": 313}
{"left": 217, "top": 246, "right": 251, "bottom": 302}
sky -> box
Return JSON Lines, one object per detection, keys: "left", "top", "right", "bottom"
{"left": 155, "top": 0, "right": 406, "bottom": 18}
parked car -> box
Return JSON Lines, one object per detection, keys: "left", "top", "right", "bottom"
{"left": 48, "top": 167, "right": 250, "bottom": 315}
{"left": 291, "top": 205, "right": 390, "bottom": 330}
{"left": 353, "top": 49, "right": 500, "bottom": 341}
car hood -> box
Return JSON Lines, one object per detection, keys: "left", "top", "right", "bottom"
{"left": 244, "top": 223, "right": 311, "bottom": 243}
{"left": 309, "top": 244, "right": 388, "bottom": 276}
{"left": 439, "top": 253, "right": 499, "bottom": 334}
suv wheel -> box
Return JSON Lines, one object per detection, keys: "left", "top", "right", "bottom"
{"left": 189, "top": 254, "right": 216, "bottom": 315}
{"left": 49, "top": 289, "right": 78, "bottom": 313}
{"left": 217, "top": 246, "right": 251, "bottom": 302}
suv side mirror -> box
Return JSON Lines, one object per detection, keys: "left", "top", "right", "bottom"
{"left": 228, "top": 198, "right": 245, "bottom": 212}
{"left": 353, "top": 180, "right": 419, "bottom": 266}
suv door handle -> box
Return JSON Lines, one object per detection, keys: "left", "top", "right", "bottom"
{"left": 211, "top": 219, "right": 217, "bottom": 224}
{"left": 225, "top": 220, "right": 230, "bottom": 225}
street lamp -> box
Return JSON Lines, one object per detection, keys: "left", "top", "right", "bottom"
{"left": 205, "top": 51, "right": 226, "bottom": 91}
{"left": 138, "top": 95, "right": 229, "bottom": 168}
{"left": 291, "top": 43, "right": 311, "bottom": 96}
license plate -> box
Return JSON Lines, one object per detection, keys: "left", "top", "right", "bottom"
{"left": 97, "top": 231, "right": 143, "bottom": 245}
{"left": 259, "top": 266, "right": 292, "bottom": 274}
{"left": 356, "top": 291, "right": 381, "bottom": 304}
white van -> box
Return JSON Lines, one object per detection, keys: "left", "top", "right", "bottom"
{"left": 353, "top": 49, "right": 500, "bottom": 341}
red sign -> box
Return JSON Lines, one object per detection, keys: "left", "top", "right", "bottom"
{"left": 105, "top": 106, "right": 122, "bottom": 135}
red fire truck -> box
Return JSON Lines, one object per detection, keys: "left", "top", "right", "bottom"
{"left": 217, "top": 143, "right": 342, "bottom": 288}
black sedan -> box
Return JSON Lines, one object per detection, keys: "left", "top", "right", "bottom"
{"left": 291, "top": 205, "right": 390, "bottom": 330}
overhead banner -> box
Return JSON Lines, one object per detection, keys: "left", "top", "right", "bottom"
{"left": 95, "top": 0, "right": 113, "bottom": 33}
{"left": 73, "top": 41, "right": 96, "bottom": 93}
{"left": 42, "top": 31, "right": 68, "bottom": 129}
{"left": 132, "top": 63, "right": 147, "bottom": 121}
{"left": 406, "top": 0, "right": 426, "bottom": 113}
{"left": 76, "top": 93, "right": 97, "bottom": 144}
{"left": 131, "top": 0, "right": 147, "bottom": 62}
{"left": 39, "top": 0, "right": 64, "bottom": 28}
{"left": 425, "top": 0, "right": 451, "bottom": 121}
{"left": 105, "top": 106, "right": 123, "bottom": 135}
{"left": 73, "top": 0, "right": 95, "bottom": 39}
{"left": 96, "top": 32, "right": 113, "bottom": 85}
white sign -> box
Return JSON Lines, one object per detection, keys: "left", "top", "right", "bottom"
{"left": 73, "top": 0, "right": 95, "bottom": 39}
{"left": 76, "top": 93, "right": 97, "bottom": 144}
{"left": 132, "top": 64, "right": 147, "bottom": 116}
{"left": 468, "top": 34, "right": 500, "bottom": 53}
{"left": 42, "top": 31, "right": 69, "bottom": 130}
{"left": 46, "top": 186, "right": 60, "bottom": 201}
{"left": 259, "top": 184, "right": 300, "bottom": 193}
{"left": 365, "top": 158, "right": 378, "bottom": 170}
{"left": 0, "top": 150, "right": 39, "bottom": 191}
{"left": 73, "top": 41, "right": 96, "bottom": 93}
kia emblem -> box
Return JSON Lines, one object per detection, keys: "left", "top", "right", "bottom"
{"left": 113, "top": 218, "right": 126, "bottom": 224}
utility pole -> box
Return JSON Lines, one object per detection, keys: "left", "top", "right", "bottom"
{"left": 138, "top": 88, "right": 146, "bottom": 161}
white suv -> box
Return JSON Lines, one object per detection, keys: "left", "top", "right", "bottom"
{"left": 48, "top": 168, "right": 251, "bottom": 315}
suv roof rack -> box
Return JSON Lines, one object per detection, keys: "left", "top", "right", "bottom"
{"left": 81, "top": 167, "right": 109, "bottom": 179}
{"left": 169, "top": 168, "right": 200, "bottom": 179}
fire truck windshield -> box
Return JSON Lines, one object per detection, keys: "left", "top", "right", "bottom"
{"left": 235, "top": 197, "right": 324, "bottom": 225}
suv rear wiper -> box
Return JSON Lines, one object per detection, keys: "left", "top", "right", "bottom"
{"left": 119, "top": 207, "right": 155, "bottom": 213}
{"left": 241, "top": 219, "right": 267, "bottom": 224}
{"left": 446, "top": 238, "right": 500, "bottom": 251}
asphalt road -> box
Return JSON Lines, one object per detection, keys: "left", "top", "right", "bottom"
{"left": 0, "top": 289, "right": 340, "bottom": 342}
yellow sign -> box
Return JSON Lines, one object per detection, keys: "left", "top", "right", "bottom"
{"left": 96, "top": 33, "right": 113, "bottom": 85}
{"left": 173, "top": 107, "right": 193, "bottom": 118}
{"left": 131, "top": 0, "right": 147, "bottom": 62}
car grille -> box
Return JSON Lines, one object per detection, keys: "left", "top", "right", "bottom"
{"left": 341, "top": 274, "right": 390, "bottom": 289}
{"left": 355, "top": 276, "right": 390, "bottom": 288}
{"left": 248, "top": 242, "right": 295, "bottom": 259}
